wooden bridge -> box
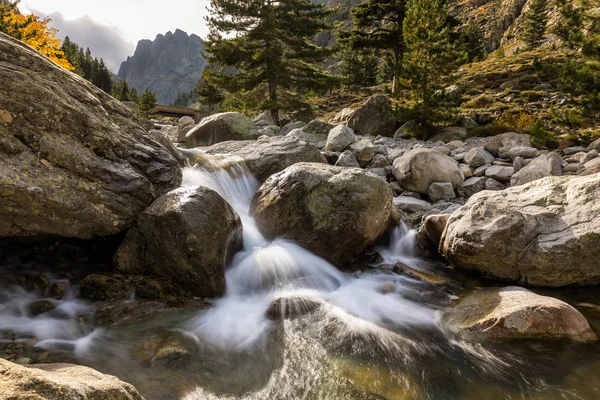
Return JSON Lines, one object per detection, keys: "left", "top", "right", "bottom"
{"left": 155, "top": 104, "right": 209, "bottom": 123}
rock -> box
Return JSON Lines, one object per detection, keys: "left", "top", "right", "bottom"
{"left": 427, "top": 182, "right": 456, "bottom": 202}
{"left": 0, "top": 358, "right": 143, "bottom": 399}
{"left": 333, "top": 108, "right": 355, "bottom": 123}
{"left": 564, "top": 163, "right": 584, "bottom": 173}
{"left": 393, "top": 121, "right": 414, "bottom": 140}
{"left": 392, "top": 149, "right": 464, "bottom": 195}
{"left": 185, "top": 112, "right": 259, "bottom": 147}
{"left": 563, "top": 146, "right": 586, "bottom": 156}
{"left": 421, "top": 214, "right": 450, "bottom": 252}
{"left": 513, "top": 156, "right": 524, "bottom": 171}
{"left": 79, "top": 274, "right": 130, "bottom": 301}
{"left": 178, "top": 116, "right": 195, "bottom": 132}
{"left": 0, "top": 32, "right": 182, "bottom": 239}
{"left": 135, "top": 330, "right": 196, "bottom": 369}
{"left": 464, "top": 148, "right": 494, "bottom": 168}
{"left": 460, "top": 116, "right": 479, "bottom": 130}
{"left": 484, "top": 178, "right": 505, "bottom": 190}
{"left": 177, "top": 124, "right": 195, "bottom": 143}
{"left": 472, "top": 164, "right": 491, "bottom": 177}
{"left": 386, "top": 148, "right": 406, "bottom": 163}
{"left": 281, "top": 121, "right": 307, "bottom": 136}
{"left": 347, "top": 95, "right": 397, "bottom": 137}
{"left": 48, "top": 282, "right": 67, "bottom": 300}
{"left": 444, "top": 287, "right": 597, "bottom": 342}
{"left": 393, "top": 196, "right": 431, "bottom": 213}
{"left": 440, "top": 174, "right": 600, "bottom": 286}
{"left": 446, "top": 140, "right": 465, "bottom": 151}
{"left": 484, "top": 166, "right": 514, "bottom": 182}
{"left": 430, "top": 127, "right": 468, "bottom": 143}
{"left": 202, "top": 136, "right": 327, "bottom": 182}
{"left": 28, "top": 300, "right": 56, "bottom": 317}
{"left": 457, "top": 177, "right": 487, "bottom": 198}
{"left": 302, "top": 120, "right": 334, "bottom": 143}
{"left": 484, "top": 132, "right": 532, "bottom": 157}
{"left": 266, "top": 297, "right": 321, "bottom": 320}
{"left": 335, "top": 150, "right": 361, "bottom": 168}
{"left": 349, "top": 140, "right": 376, "bottom": 167}
{"left": 432, "top": 146, "right": 452, "bottom": 156}
{"left": 253, "top": 111, "right": 277, "bottom": 128}
{"left": 116, "top": 186, "right": 243, "bottom": 297}
{"left": 586, "top": 137, "right": 600, "bottom": 152}
{"left": 148, "top": 129, "right": 185, "bottom": 165}
{"left": 367, "top": 154, "right": 391, "bottom": 169}
{"left": 322, "top": 151, "right": 340, "bottom": 165}
{"left": 96, "top": 299, "right": 207, "bottom": 327}
{"left": 510, "top": 153, "right": 562, "bottom": 186}
{"left": 459, "top": 164, "right": 473, "bottom": 179}
{"left": 325, "top": 124, "right": 356, "bottom": 152}
{"left": 507, "top": 146, "right": 539, "bottom": 160}
{"left": 252, "top": 163, "right": 393, "bottom": 265}
{"left": 584, "top": 157, "right": 600, "bottom": 170}
{"left": 287, "top": 128, "right": 309, "bottom": 141}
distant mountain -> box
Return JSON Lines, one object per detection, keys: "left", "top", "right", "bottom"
{"left": 117, "top": 29, "right": 206, "bottom": 105}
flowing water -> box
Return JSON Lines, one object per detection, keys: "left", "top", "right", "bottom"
{"left": 2, "top": 154, "right": 600, "bottom": 399}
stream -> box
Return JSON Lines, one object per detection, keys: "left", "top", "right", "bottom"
{"left": 1, "top": 155, "right": 600, "bottom": 400}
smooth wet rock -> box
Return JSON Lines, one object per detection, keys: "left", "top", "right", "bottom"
{"left": 252, "top": 163, "right": 393, "bottom": 265}
{"left": 0, "top": 358, "right": 143, "bottom": 399}
{"left": 510, "top": 153, "right": 563, "bottom": 186}
{"left": 441, "top": 174, "right": 600, "bottom": 286}
{"left": 79, "top": 274, "right": 130, "bottom": 301}
{"left": 185, "top": 112, "right": 259, "bottom": 147}
{"left": 325, "top": 125, "right": 356, "bottom": 152}
{"left": 444, "top": 287, "right": 597, "bottom": 342}
{"left": 0, "top": 32, "right": 182, "bottom": 239}
{"left": 392, "top": 149, "right": 464, "bottom": 195}
{"left": 347, "top": 95, "right": 397, "bottom": 137}
{"left": 28, "top": 300, "right": 56, "bottom": 317}
{"left": 135, "top": 330, "right": 196, "bottom": 369}
{"left": 266, "top": 297, "right": 321, "bottom": 320}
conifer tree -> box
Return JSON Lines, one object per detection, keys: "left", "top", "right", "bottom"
{"left": 339, "top": 0, "right": 407, "bottom": 95}
{"left": 204, "top": 0, "right": 336, "bottom": 124}
{"left": 552, "top": 0, "right": 584, "bottom": 48}
{"left": 195, "top": 70, "right": 225, "bottom": 113}
{"left": 340, "top": 48, "right": 379, "bottom": 87}
{"left": 137, "top": 89, "right": 157, "bottom": 118}
{"left": 403, "top": 0, "right": 464, "bottom": 128}
{"left": 522, "top": 0, "right": 549, "bottom": 50}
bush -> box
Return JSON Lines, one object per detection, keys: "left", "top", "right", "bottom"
{"left": 495, "top": 111, "right": 538, "bottom": 132}
{"left": 527, "top": 122, "right": 558, "bottom": 149}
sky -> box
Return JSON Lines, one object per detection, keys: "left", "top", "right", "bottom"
{"left": 19, "top": 0, "right": 211, "bottom": 72}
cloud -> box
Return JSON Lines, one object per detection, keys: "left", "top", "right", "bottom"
{"left": 34, "top": 10, "right": 135, "bottom": 72}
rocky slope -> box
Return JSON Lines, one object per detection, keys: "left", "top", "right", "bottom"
{"left": 117, "top": 29, "right": 206, "bottom": 105}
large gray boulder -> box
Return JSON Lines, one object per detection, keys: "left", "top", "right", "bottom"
{"left": 347, "top": 95, "right": 397, "bottom": 137}
{"left": 441, "top": 174, "right": 600, "bottom": 286}
{"left": 510, "top": 153, "right": 563, "bottom": 186}
{"left": 484, "top": 132, "right": 532, "bottom": 156}
{"left": 251, "top": 163, "right": 393, "bottom": 265}
{"left": 430, "top": 127, "right": 467, "bottom": 143}
{"left": 0, "top": 32, "right": 181, "bottom": 239}
{"left": 444, "top": 287, "right": 596, "bottom": 342}
{"left": 464, "top": 148, "right": 494, "bottom": 168}
{"left": 0, "top": 359, "right": 143, "bottom": 399}
{"left": 185, "top": 112, "right": 259, "bottom": 147}
{"left": 325, "top": 125, "right": 356, "bottom": 152}
{"left": 200, "top": 136, "right": 327, "bottom": 182}
{"left": 392, "top": 149, "right": 465, "bottom": 195}
{"left": 115, "top": 186, "right": 243, "bottom": 297}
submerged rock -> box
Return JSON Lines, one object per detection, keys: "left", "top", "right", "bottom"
{"left": 252, "top": 163, "right": 393, "bottom": 266}
{"left": 266, "top": 297, "right": 322, "bottom": 320}
{"left": 441, "top": 174, "right": 600, "bottom": 286}
{"left": 79, "top": 274, "right": 130, "bottom": 301}
{"left": 0, "top": 32, "right": 181, "bottom": 239}
{"left": 444, "top": 287, "right": 597, "bottom": 342}
{"left": 185, "top": 112, "right": 259, "bottom": 147}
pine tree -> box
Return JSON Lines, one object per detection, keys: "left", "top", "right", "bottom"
{"left": 403, "top": 0, "right": 465, "bottom": 128}
{"left": 522, "top": 0, "right": 549, "bottom": 50}
{"left": 195, "top": 70, "right": 225, "bottom": 113}
{"left": 137, "top": 89, "right": 157, "bottom": 118}
{"left": 340, "top": 48, "right": 379, "bottom": 87}
{"left": 204, "top": 0, "right": 336, "bottom": 124}
{"left": 552, "top": 0, "right": 584, "bottom": 48}
{"left": 339, "top": 0, "right": 407, "bottom": 95}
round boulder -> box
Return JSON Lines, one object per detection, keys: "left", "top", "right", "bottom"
{"left": 251, "top": 163, "right": 394, "bottom": 265}
{"left": 185, "top": 112, "right": 259, "bottom": 147}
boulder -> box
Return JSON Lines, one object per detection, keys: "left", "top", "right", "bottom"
{"left": 251, "top": 163, "right": 393, "bottom": 265}
{"left": 79, "top": 274, "right": 130, "bottom": 301}
{"left": 430, "top": 127, "right": 468, "bottom": 143}
{"left": 392, "top": 149, "right": 465, "bottom": 195}
{"left": 347, "top": 95, "right": 397, "bottom": 137}
{"left": 464, "top": 148, "right": 494, "bottom": 168}
{"left": 202, "top": 136, "right": 327, "bottom": 182}
{"left": 427, "top": 182, "right": 456, "bottom": 202}
{"left": 335, "top": 150, "right": 361, "bottom": 168}
{"left": 484, "top": 178, "right": 505, "bottom": 190}
{"left": 444, "top": 287, "right": 596, "bottom": 342}
{"left": 457, "top": 177, "right": 487, "bottom": 198}
{"left": 393, "top": 196, "right": 432, "bottom": 213}
{"left": 266, "top": 296, "right": 322, "bottom": 320}
{"left": 302, "top": 120, "right": 334, "bottom": 144}
{"left": 510, "top": 153, "right": 563, "bottom": 186}
{"left": 0, "top": 359, "right": 143, "bottom": 399}
{"left": 484, "top": 165, "right": 514, "bottom": 183}
{"left": 281, "top": 121, "right": 307, "bottom": 136}
{"left": 184, "top": 112, "right": 259, "bottom": 147}
{"left": 349, "top": 140, "right": 376, "bottom": 167}
{"left": 507, "top": 146, "right": 539, "bottom": 160}
{"left": 0, "top": 32, "right": 181, "bottom": 239}
{"left": 116, "top": 186, "right": 243, "bottom": 297}
{"left": 419, "top": 214, "right": 450, "bottom": 253}
{"left": 440, "top": 175, "right": 600, "bottom": 286}
{"left": 178, "top": 116, "right": 195, "bottom": 132}
{"left": 484, "top": 132, "right": 532, "bottom": 156}
{"left": 325, "top": 125, "right": 356, "bottom": 152}
{"left": 586, "top": 137, "right": 600, "bottom": 152}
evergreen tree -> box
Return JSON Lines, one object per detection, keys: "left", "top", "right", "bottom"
{"left": 403, "top": 0, "right": 465, "bottom": 128}
{"left": 340, "top": 48, "right": 379, "bottom": 87}
{"left": 522, "top": 0, "right": 549, "bottom": 50}
{"left": 195, "top": 70, "right": 225, "bottom": 112}
{"left": 552, "top": 0, "right": 584, "bottom": 48}
{"left": 204, "top": 0, "right": 336, "bottom": 124}
{"left": 137, "top": 89, "right": 157, "bottom": 118}
{"left": 459, "top": 20, "right": 487, "bottom": 62}
{"left": 339, "top": 0, "right": 407, "bottom": 95}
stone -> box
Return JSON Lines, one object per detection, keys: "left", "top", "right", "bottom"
{"left": 392, "top": 149, "right": 464, "bottom": 195}
{"left": 440, "top": 174, "right": 600, "bottom": 287}
{"left": 584, "top": 157, "right": 600, "bottom": 170}
{"left": 472, "top": 164, "right": 491, "bottom": 177}
{"left": 586, "top": 137, "right": 600, "bottom": 152}
{"left": 386, "top": 148, "right": 406, "bottom": 163}
{"left": 484, "top": 132, "right": 532, "bottom": 156}
{"left": 281, "top": 121, "right": 307, "bottom": 136}
{"left": 393, "top": 122, "right": 413, "bottom": 140}
{"left": 457, "top": 177, "right": 487, "bottom": 198}
{"left": 484, "top": 178, "right": 505, "bottom": 190}
{"left": 484, "top": 166, "right": 514, "bottom": 182}
{"left": 421, "top": 214, "right": 450, "bottom": 252}
{"left": 367, "top": 154, "right": 391, "bottom": 169}
{"left": 430, "top": 127, "right": 468, "bottom": 143}
{"left": 302, "top": 120, "right": 334, "bottom": 144}
{"left": 148, "top": 129, "right": 185, "bottom": 166}
{"left": 116, "top": 186, "right": 243, "bottom": 297}
{"left": 513, "top": 156, "right": 524, "bottom": 171}
{"left": 0, "top": 359, "right": 143, "bottom": 399}
{"left": 0, "top": 32, "right": 181, "bottom": 240}
{"left": 510, "top": 153, "right": 563, "bottom": 186}
{"left": 349, "top": 139, "right": 376, "bottom": 167}
{"left": 335, "top": 150, "right": 361, "bottom": 168}
{"left": 347, "top": 95, "right": 397, "bottom": 137}
{"left": 446, "top": 141, "right": 465, "bottom": 151}
{"left": 253, "top": 111, "right": 277, "bottom": 128}
{"left": 177, "top": 124, "right": 195, "bottom": 143}
{"left": 460, "top": 165, "right": 473, "bottom": 179}
{"left": 28, "top": 300, "right": 56, "bottom": 317}
{"left": 427, "top": 182, "right": 456, "bottom": 202}
{"left": 185, "top": 112, "right": 259, "bottom": 147}
{"left": 464, "top": 148, "right": 494, "bottom": 168}
{"left": 444, "top": 287, "right": 597, "bottom": 342}
{"left": 252, "top": 163, "right": 393, "bottom": 266}
{"left": 432, "top": 146, "right": 452, "bottom": 156}
{"left": 564, "top": 163, "right": 584, "bottom": 173}
{"left": 79, "top": 274, "right": 130, "bottom": 301}
{"left": 325, "top": 124, "right": 356, "bottom": 152}
{"left": 563, "top": 146, "right": 587, "bottom": 156}
{"left": 460, "top": 116, "right": 479, "bottom": 130}
{"left": 201, "top": 136, "right": 327, "bottom": 182}
{"left": 135, "top": 330, "right": 196, "bottom": 369}
{"left": 507, "top": 146, "right": 539, "bottom": 160}
{"left": 178, "top": 116, "right": 195, "bottom": 132}
{"left": 393, "top": 196, "right": 431, "bottom": 213}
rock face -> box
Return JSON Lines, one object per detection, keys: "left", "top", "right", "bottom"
{"left": 117, "top": 29, "right": 207, "bottom": 105}
{"left": 201, "top": 136, "right": 327, "bottom": 182}
{"left": 0, "top": 32, "right": 181, "bottom": 239}
{"left": 251, "top": 163, "right": 393, "bottom": 265}
{"left": 444, "top": 287, "right": 597, "bottom": 342}
{"left": 392, "top": 149, "right": 465, "bottom": 194}
{"left": 347, "top": 95, "right": 397, "bottom": 137}
{"left": 441, "top": 175, "right": 600, "bottom": 287}
{"left": 0, "top": 359, "right": 143, "bottom": 399}
{"left": 185, "top": 112, "right": 259, "bottom": 147}
{"left": 115, "top": 186, "right": 243, "bottom": 297}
